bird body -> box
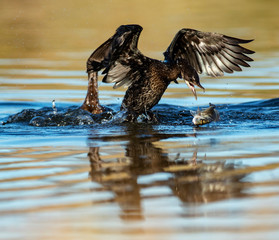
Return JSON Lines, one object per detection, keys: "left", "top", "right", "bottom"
{"left": 121, "top": 59, "right": 179, "bottom": 114}
{"left": 81, "top": 24, "right": 254, "bottom": 121}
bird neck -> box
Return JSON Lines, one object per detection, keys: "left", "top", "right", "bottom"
{"left": 164, "top": 61, "right": 181, "bottom": 81}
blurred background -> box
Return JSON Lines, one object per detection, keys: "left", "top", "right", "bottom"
{"left": 0, "top": 0, "right": 278, "bottom": 59}
{"left": 1, "top": 0, "right": 278, "bottom": 104}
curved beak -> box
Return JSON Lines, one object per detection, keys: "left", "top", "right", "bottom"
{"left": 185, "top": 80, "right": 205, "bottom": 100}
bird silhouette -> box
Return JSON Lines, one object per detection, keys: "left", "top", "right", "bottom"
{"left": 81, "top": 24, "right": 254, "bottom": 121}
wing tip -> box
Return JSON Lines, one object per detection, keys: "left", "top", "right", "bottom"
{"left": 224, "top": 35, "right": 255, "bottom": 44}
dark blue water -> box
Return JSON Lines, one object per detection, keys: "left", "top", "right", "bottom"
{"left": 2, "top": 97, "right": 279, "bottom": 132}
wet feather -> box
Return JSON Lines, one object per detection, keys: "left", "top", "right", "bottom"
{"left": 84, "top": 25, "right": 254, "bottom": 120}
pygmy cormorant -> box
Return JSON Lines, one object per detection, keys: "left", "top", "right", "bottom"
{"left": 81, "top": 24, "right": 254, "bottom": 121}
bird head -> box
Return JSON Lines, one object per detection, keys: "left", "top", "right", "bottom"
{"left": 177, "top": 59, "right": 204, "bottom": 99}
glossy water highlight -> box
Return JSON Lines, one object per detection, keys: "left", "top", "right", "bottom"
{"left": 1, "top": 0, "right": 279, "bottom": 238}
{"left": 1, "top": 106, "right": 279, "bottom": 240}
{"left": 1, "top": 55, "right": 279, "bottom": 240}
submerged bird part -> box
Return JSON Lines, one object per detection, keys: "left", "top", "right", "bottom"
{"left": 82, "top": 24, "right": 254, "bottom": 121}
{"left": 191, "top": 103, "right": 220, "bottom": 126}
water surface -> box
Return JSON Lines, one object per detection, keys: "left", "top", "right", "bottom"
{"left": 1, "top": 1, "right": 279, "bottom": 240}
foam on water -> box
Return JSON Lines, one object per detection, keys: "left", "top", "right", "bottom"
{"left": 2, "top": 98, "right": 279, "bottom": 129}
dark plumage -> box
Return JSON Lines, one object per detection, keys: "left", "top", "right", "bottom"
{"left": 81, "top": 24, "right": 254, "bottom": 121}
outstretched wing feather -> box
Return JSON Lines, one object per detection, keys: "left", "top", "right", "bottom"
{"left": 87, "top": 25, "right": 144, "bottom": 89}
{"left": 164, "top": 28, "right": 254, "bottom": 77}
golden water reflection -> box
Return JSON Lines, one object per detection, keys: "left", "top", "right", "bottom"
{"left": 88, "top": 126, "right": 248, "bottom": 221}
{"left": 1, "top": 125, "right": 279, "bottom": 239}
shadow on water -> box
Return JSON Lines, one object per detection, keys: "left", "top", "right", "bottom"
{"left": 87, "top": 124, "right": 247, "bottom": 220}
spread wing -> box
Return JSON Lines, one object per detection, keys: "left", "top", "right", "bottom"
{"left": 86, "top": 24, "right": 145, "bottom": 89}
{"left": 164, "top": 28, "right": 254, "bottom": 77}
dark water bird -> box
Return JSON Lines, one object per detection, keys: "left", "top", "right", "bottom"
{"left": 191, "top": 103, "right": 220, "bottom": 126}
{"left": 81, "top": 24, "right": 254, "bottom": 121}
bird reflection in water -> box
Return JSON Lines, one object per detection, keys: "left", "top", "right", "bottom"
{"left": 88, "top": 125, "right": 246, "bottom": 220}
